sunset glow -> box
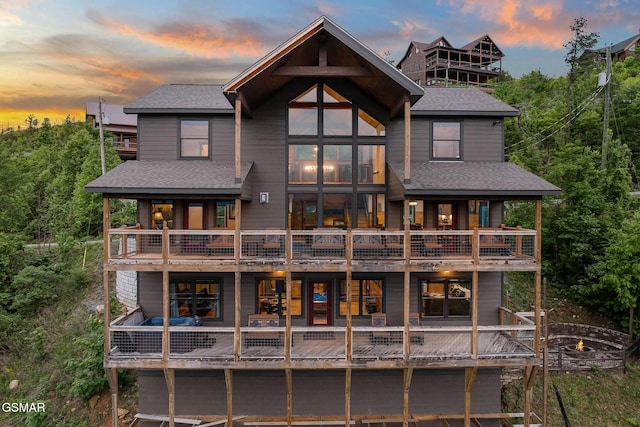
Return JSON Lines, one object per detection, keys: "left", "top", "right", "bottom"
{"left": 0, "top": 0, "right": 635, "bottom": 130}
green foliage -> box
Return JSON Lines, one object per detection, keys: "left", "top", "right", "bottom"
{"left": 496, "top": 41, "right": 640, "bottom": 329}
{"left": 65, "top": 314, "right": 107, "bottom": 401}
{"left": 0, "top": 117, "right": 122, "bottom": 242}
{"left": 589, "top": 211, "right": 640, "bottom": 330}
{"left": 0, "top": 232, "right": 26, "bottom": 286}
{"left": 0, "top": 265, "right": 62, "bottom": 314}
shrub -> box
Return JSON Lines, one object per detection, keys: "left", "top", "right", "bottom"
{"left": 0, "top": 265, "right": 61, "bottom": 315}
{"left": 66, "top": 315, "right": 106, "bottom": 401}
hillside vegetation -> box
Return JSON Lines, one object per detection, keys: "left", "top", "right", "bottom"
{"left": 0, "top": 17, "right": 639, "bottom": 426}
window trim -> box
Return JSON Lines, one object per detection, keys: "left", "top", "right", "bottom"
{"left": 256, "top": 278, "right": 304, "bottom": 318}
{"left": 179, "top": 118, "right": 211, "bottom": 159}
{"left": 169, "top": 275, "right": 223, "bottom": 321}
{"left": 431, "top": 121, "right": 462, "bottom": 161}
{"left": 419, "top": 277, "right": 471, "bottom": 319}
{"left": 337, "top": 277, "right": 385, "bottom": 318}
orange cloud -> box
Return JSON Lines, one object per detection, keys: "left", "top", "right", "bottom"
{"left": 91, "top": 12, "right": 266, "bottom": 59}
{"left": 446, "top": 0, "right": 567, "bottom": 49}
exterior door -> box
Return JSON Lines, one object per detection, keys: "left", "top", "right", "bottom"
{"left": 309, "top": 280, "right": 331, "bottom": 326}
{"left": 185, "top": 202, "right": 205, "bottom": 230}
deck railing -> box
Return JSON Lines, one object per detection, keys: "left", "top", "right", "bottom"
{"left": 107, "top": 226, "right": 537, "bottom": 264}
{"left": 108, "top": 309, "right": 537, "bottom": 362}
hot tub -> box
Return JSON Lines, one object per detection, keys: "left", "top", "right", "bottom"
{"left": 136, "top": 316, "right": 201, "bottom": 353}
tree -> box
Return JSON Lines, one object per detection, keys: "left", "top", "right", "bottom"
{"left": 590, "top": 211, "right": 640, "bottom": 335}
{"left": 563, "top": 17, "right": 599, "bottom": 132}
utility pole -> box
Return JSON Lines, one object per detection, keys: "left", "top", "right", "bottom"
{"left": 98, "top": 96, "right": 107, "bottom": 175}
{"left": 601, "top": 45, "right": 611, "bottom": 169}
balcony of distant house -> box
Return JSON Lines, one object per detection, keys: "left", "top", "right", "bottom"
{"left": 85, "top": 101, "right": 137, "bottom": 160}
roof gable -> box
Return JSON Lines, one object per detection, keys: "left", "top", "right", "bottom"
{"left": 223, "top": 16, "right": 423, "bottom": 118}
{"left": 460, "top": 35, "right": 504, "bottom": 57}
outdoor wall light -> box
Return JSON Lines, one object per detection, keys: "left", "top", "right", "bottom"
{"left": 259, "top": 192, "right": 269, "bottom": 204}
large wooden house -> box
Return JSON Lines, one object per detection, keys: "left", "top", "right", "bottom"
{"left": 397, "top": 36, "right": 503, "bottom": 89}
{"left": 86, "top": 16, "right": 559, "bottom": 427}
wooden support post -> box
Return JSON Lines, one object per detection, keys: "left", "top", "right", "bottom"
{"left": 225, "top": 369, "right": 233, "bottom": 427}
{"left": 345, "top": 368, "right": 352, "bottom": 427}
{"left": 235, "top": 271, "right": 241, "bottom": 361}
{"left": 162, "top": 269, "right": 170, "bottom": 360}
{"left": 542, "top": 278, "right": 549, "bottom": 427}
{"left": 346, "top": 269, "right": 352, "bottom": 362}
{"left": 286, "top": 270, "right": 292, "bottom": 360}
{"left": 103, "top": 197, "right": 110, "bottom": 263}
{"left": 523, "top": 366, "right": 538, "bottom": 427}
{"left": 403, "top": 200, "right": 410, "bottom": 256}
{"left": 404, "top": 98, "right": 411, "bottom": 183}
{"left": 103, "top": 198, "right": 111, "bottom": 357}
{"left": 235, "top": 97, "right": 242, "bottom": 183}
{"left": 286, "top": 369, "right": 293, "bottom": 427}
{"left": 103, "top": 270, "right": 111, "bottom": 355}
{"left": 464, "top": 367, "right": 477, "bottom": 427}
{"left": 162, "top": 221, "right": 169, "bottom": 263}
{"left": 164, "top": 368, "right": 175, "bottom": 427}
{"left": 534, "top": 200, "right": 542, "bottom": 358}
{"left": 105, "top": 367, "right": 118, "bottom": 427}
{"left": 403, "top": 270, "right": 410, "bottom": 360}
{"left": 471, "top": 270, "right": 479, "bottom": 358}
{"left": 403, "top": 368, "right": 413, "bottom": 427}
{"left": 235, "top": 198, "right": 241, "bottom": 263}
{"left": 235, "top": 199, "right": 242, "bottom": 361}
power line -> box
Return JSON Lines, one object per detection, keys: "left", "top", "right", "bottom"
{"left": 505, "top": 84, "right": 605, "bottom": 156}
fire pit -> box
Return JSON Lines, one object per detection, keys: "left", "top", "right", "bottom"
{"left": 564, "top": 339, "right": 594, "bottom": 359}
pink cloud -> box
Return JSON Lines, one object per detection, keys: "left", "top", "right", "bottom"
{"left": 445, "top": 0, "right": 569, "bottom": 49}
{"left": 89, "top": 11, "right": 267, "bottom": 59}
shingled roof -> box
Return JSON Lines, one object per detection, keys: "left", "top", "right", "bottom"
{"left": 85, "top": 160, "right": 253, "bottom": 198}
{"left": 411, "top": 87, "right": 518, "bottom": 116}
{"left": 388, "top": 161, "right": 560, "bottom": 198}
{"left": 124, "top": 84, "right": 232, "bottom": 114}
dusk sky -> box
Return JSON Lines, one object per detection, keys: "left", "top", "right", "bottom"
{"left": 1, "top": 0, "right": 638, "bottom": 130}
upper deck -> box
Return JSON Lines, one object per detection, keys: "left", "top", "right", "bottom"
{"left": 106, "top": 226, "right": 539, "bottom": 273}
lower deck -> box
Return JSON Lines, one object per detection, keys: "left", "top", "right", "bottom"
{"left": 108, "top": 323, "right": 536, "bottom": 369}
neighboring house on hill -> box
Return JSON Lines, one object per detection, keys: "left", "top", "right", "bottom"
{"left": 596, "top": 31, "right": 640, "bottom": 62}
{"left": 86, "top": 102, "right": 138, "bottom": 160}
{"left": 397, "top": 35, "right": 503, "bottom": 89}
{"left": 86, "top": 16, "right": 559, "bottom": 427}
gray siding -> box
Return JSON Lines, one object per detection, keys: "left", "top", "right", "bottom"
{"left": 387, "top": 116, "right": 504, "bottom": 164}
{"left": 138, "top": 369, "right": 501, "bottom": 426}
{"left": 212, "top": 116, "right": 235, "bottom": 162}
{"left": 410, "top": 117, "right": 431, "bottom": 161}
{"left": 137, "top": 114, "right": 235, "bottom": 162}
{"left": 462, "top": 119, "right": 503, "bottom": 161}
{"left": 240, "top": 93, "right": 288, "bottom": 229}
{"left": 386, "top": 119, "right": 405, "bottom": 164}
{"left": 138, "top": 116, "right": 178, "bottom": 160}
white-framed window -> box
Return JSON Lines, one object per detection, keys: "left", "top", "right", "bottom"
{"left": 180, "top": 119, "right": 209, "bottom": 158}
{"left": 432, "top": 122, "right": 461, "bottom": 160}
